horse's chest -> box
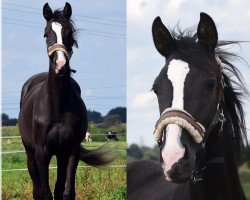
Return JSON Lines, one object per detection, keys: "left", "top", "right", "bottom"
{"left": 47, "top": 122, "right": 80, "bottom": 149}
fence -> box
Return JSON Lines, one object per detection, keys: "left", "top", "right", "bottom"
{"left": 2, "top": 135, "right": 126, "bottom": 172}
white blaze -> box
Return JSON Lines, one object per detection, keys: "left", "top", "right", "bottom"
{"left": 162, "top": 59, "right": 190, "bottom": 179}
{"left": 167, "top": 59, "right": 190, "bottom": 109}
{"left": 51, "top": 22, "right": 66, "bottom": 71}
{"left": 52, "top": 22, "right": 63, "bottom": 44}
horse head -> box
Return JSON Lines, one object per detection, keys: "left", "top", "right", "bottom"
{"left": 152, "top": 13, "right": 225, "bottom": 183}
{"left": 43, "top": 2, "right": 78, "bottom": 76}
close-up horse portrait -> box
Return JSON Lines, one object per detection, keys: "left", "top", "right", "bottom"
{"left": 128, "top": 12, "right": 249, "bottom": 200}
{"left": 18, "top": 3, "right": 116, "bottom": 200}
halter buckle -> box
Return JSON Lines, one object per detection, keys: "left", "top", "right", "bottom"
{"left": 191, "top": 165, "right": 206, "bottom": 183}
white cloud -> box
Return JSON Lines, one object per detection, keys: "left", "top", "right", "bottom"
{"left": 127, "top": 0, "right": 156, "bottom": 20}
{"left": 166, "top": 0, "right": 184, "bottom": 12}
{"left": 133, "top": 91, "right": 156, "bottom": 108}
{"left": 82, "top": 89, "right": 92, "bottom": 96}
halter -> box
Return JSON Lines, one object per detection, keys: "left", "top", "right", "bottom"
{"left": 154, "top": 104, "right": 225, "bottom": 145}
{"left": 48, "top": 43, "right": 72, "bottom": 60}
{"left": 154, "top": 108, "right": 205, "bottom": 144}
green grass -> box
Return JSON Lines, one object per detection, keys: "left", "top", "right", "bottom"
{"left": 239, "top": 167, "right": 250, "bottom": 200}
{"left": 2, "top": 165, "right": 126, "bottom": 200}
{"left": 2, "top": 126, "right": 19, "bottom": 136}
{"left": 2, "top": 126, "right": 126, "bottom": 200}
{"left": 3, "top": 125, "right": 249, "bottom": 199}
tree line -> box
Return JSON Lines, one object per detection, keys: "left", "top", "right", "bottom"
{"left": 127, "top": 143, "right": 250, "bottom": 167}
{"left": 1, "top": 106, "right": 126, "bottom": 126}
{"left": 87, "top": 106, "right": 126, "bottom": 126}
{"left": 2, "top": 113, "right": 18, "bottom": 126}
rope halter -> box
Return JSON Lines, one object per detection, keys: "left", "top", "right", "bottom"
{"left": 153, "top": 108, "right": 205, "bottom": 144}
{"left": 48, "top": 44, "right": 72, "bottom": 60}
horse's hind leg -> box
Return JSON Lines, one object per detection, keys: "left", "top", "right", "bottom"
{"left": 23, "top": 144, "right": 40, "bottom": 200}
{"left": 54, "top": 154, "right": 67, "bottom": 200}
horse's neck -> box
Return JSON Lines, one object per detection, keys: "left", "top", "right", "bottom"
{"left": 47, "top": 63, "right": 71, "bottom": 115}
{"left": 192, "top": 128, "right": 246, "bottom": 200}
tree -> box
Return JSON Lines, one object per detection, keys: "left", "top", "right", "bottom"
{"left": 127, "top": 144, "right": 144, "bottom": 160}
{"left": 87, "top": 110, "right": 103, "bottom": 123}
{"left": 104, "top": 114, "right": 122, "bottom": 127}
{"left": 2, "top": 113, "right": 9, "bottom": 121}
{"left": 106, "top": 107, "right": 126, "bottom": 123}
{"left": 2, "top": 113, "right": 18, "bottom": 126}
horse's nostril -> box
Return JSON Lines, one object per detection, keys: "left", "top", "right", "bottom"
{"left": 56, "top": 59, "right": 66, "bottom": 69}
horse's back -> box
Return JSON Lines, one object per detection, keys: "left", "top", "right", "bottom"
{"left": 127, "top": 160, "right": 190, "bottom": 200}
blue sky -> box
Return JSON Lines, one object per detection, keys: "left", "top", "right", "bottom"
{"left": 127, "top": 0, "right": 250, "bottom": 146}
{"left": 2, "top": 0, "right": 126, "bottom": 118}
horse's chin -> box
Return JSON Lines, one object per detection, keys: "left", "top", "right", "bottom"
{"left": 55, "top": 66, "right": 69, "bottom": 76}
{"left": 163, "top": 169, "right": 190, "bottom": 183}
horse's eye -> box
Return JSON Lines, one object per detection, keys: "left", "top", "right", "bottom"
{"left": 153, "top": 89, "right": 159, "bottom": 95}
{"left": 206, "top": 79, "right": 217, "bottom": 91}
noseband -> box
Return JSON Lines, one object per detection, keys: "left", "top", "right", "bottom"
{"left": 154, "top": 108, "right": 205, "bottom": 143}
{"left": 48, "top": 43, "right": 72, "bottom": 60}
{"left": 153, "top": 105, "right": 225, "bottom": 145}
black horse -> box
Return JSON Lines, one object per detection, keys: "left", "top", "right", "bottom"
{"left": 19, "top": 3, "right": 114, "bottom": 200}
{"left": 128, "top": 13, "right": 248, "bottom": 200}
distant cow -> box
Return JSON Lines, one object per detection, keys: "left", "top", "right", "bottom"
{"left": 106, "top": 131, "right": 118, "bottom": 141}
{"left": 85, "top": 132, "right": 92, "bottom": 142}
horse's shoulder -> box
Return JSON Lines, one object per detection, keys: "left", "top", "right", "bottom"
{"left": 20, "top": 72, "right": 48, "bottom": 107}
{"left": 22, "top": 72, "right": 47, "bottom": 90}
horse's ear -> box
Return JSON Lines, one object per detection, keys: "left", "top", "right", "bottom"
{"left": 197, "top": 12, "right": 218, "bottom": 51}
{"left": 152, "top": 17, "right": 176, "bottom": 57}
{"left": 63, "top": 2, "right": 72, "bottom": 19}
{"left": 43, "top": 3, "right": 53, "bottom": 21}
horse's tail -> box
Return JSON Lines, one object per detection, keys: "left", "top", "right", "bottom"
{"left": 79, "top": 145, "right": 116, "bottom": 167}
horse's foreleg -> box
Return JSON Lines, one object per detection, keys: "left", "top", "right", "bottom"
{"left": 24, "top": 147, "right": 40, "bottom": 200}
{"left": 35, "top": 146, "right": 53, "bottom": 200}
{"left": 54, "top": 155, "right": 67, "bottom": 200}
{"left": 63, "top": 151, "right": 80, "bottom": 200}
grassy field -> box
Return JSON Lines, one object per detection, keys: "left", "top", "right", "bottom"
{"left": 2, "top": 126, "right": 126, "bottom": 200}
{"left": 2, "top": 125, "right": 249, "bottom": 199}
{"left": 240, "top": 164, "right": 250, "bottom": 200}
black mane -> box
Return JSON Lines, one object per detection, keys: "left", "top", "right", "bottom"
{"left": 168, "top": 26, "right": 248, "bottom": 163}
